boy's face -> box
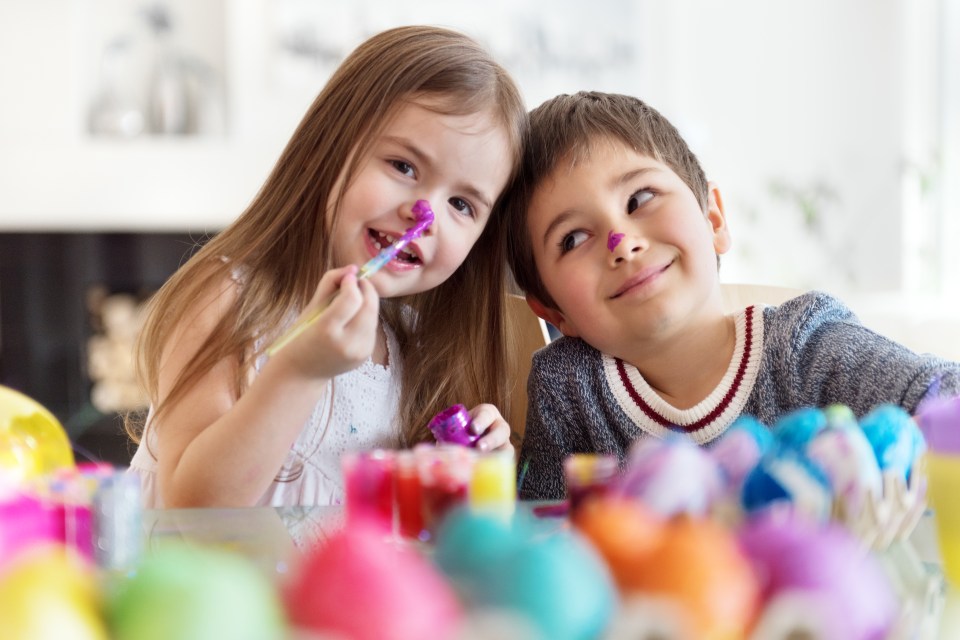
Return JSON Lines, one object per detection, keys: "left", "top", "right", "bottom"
{"left": 525, "top": 140, "right": 730, "bottom": 358}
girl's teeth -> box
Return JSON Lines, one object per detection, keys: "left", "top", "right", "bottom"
{"left": 385, "top": 234, "right": 396, "bottom": 243}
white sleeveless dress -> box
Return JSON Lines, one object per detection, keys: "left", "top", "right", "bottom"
{"left": 128, "top": 329, "right": 402, "bottom": 508}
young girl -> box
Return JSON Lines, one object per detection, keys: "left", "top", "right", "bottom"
{"left": 126, "top": 26, "right": 527, "bottom": 508}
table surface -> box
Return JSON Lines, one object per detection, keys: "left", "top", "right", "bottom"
{"left": 143, "top": 504, "right": 956, "bottom": 640}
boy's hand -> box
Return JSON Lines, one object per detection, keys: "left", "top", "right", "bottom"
{"left": 468, "top": 404, "right": 515, "bottom": 455}
{"left": 278, "top": 265, "right": 380, "bottom": 379}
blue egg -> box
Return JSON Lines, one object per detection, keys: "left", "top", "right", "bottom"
{"left": 773, "top": 407, "right": 828, "bottom": 451}
{"left": 433, "top": 507, "right": 524, "bottom": 583}
{"left": 484, "top": 531, "right": 616, "bottom": 640}
{"left": 727, "top": 415, "right": 775, "bottom": 453}
{"left": 741, "top": 446, "right": 832, "bottom": 521}
{"left": 860, "top": 404, "right": 923, "bottom": 479}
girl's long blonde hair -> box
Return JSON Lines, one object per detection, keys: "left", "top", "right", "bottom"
{"left": 127, "top": 26, "right": 527, "bottom": 448}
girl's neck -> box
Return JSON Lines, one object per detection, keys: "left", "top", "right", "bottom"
{"left": 624, "top": 312, "right": 737, "bottom": 410}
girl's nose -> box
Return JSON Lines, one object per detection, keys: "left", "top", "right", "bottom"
{"left": 401, "top": 200, "right": 434, "bottom": 236}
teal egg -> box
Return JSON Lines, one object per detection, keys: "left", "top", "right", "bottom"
{"left": 433, "top": 507, "right": 526, "bottom": 589}
{"left": 773, "top": 407, "right": 827, "bottom": 451}
{"left": 482, "top": 532, "right": 616, "bottom": 640}
{"left": 109, "top": 544, "right": 285, "bottom": 640}
{"left": 860, "top": 404, "right": 923, "bottom": 479}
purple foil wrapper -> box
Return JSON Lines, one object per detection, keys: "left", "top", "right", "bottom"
{"left": 428, "top": 404, "right": 479, "bottom": 447}
{"left": 916, "top": 395, "right": 960, "bottom": 454}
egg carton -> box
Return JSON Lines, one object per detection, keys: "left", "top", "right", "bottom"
{"left": 832, "top": 470, "right": 927, "bottom": 551}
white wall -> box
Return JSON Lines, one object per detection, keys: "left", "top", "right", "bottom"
{"left": 0, "top": 0, "right": 942, "bottom": 299}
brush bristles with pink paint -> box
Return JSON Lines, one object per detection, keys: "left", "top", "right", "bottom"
{"left": 268, "top": 200, "right": 435, "bottom": 356}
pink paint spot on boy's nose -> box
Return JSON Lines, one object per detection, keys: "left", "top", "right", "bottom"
{"left": 607, "top": 231, "right": 625, "bottom": 252}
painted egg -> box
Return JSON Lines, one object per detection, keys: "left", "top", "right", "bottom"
{"left": 435, "top": 508, "right": 615, "bottom": 640}
{"left": 572, "top": 497, "right": 664, "bottom": 589}
{"left": 615, "top": 436, "right": 724, "bottom": 517}
{"left": 0, "top": 385, "right": 75, "bottom": 483}
{"left": 860, "top": 404, "right": 925, "bottom": 480}
{"left": 806, "top": 425, "right": 882, "bottom": 512}
{"left": 287, "top": 521, "right": 461, "bottom": 640}
{"left": 772, "top": 407, "right": 828, "bottom": 451}
{"left": 741, "top": 446, "right": 832, "bottom": 521}
{"left": 111, "top": 544, "right": 285, "bottom": 640}
{"left": 0, "top": 545, "right": 107, "bottom": 640}
{"left": 620, "top": 515, "right": 759, "bottom": 640}
{"left": 482, "top": 531, "right": 617, "bottom": 640}
{"left": 709, "top": 415, "right": 773, "bottom": 489}
{"left": 739, "top": 511, "right": 897, "bottom": 640}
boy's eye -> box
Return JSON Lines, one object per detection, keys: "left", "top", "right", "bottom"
{"left": 449, "top": 196, "right": 475, "bottom": 218}
{"left": 559, "top": 230, "right": 589, "bottom": 254}
{"left": 390, "top": 160, "right": 416, "bottom": 178}
{"left": 627, "top": 189, "right": 654, "bottom": 213}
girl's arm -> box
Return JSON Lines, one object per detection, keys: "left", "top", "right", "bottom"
{"left": 153, "top": 265, "right": 379, "bottom": 507}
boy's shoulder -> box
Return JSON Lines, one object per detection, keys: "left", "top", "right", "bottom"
{"left": 762, "top": 289, "right": 859, "bottom": 328}
{"left": 531, "top": 335, "right": 604, "bottom": 371}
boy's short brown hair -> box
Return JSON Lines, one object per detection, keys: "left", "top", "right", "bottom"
{"left": 504, "top": 91, "right": 709, "bottom": 308}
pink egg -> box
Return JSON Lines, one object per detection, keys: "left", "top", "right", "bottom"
{"left": 286, "top": 522, "right": 462, "bottom": 640}
{"left": 738, "top": 511, "right": 897, "bottom": 640}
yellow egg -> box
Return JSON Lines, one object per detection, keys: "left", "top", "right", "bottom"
{"left": 0, "top": 385, "right": 74, "bottom": 481}
{"left": 0, "top": 546, "right": 108, "bottom": 640}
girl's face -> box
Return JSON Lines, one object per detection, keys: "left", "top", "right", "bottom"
{"left": 330, "top": 98, "right": 513, "bottom": 298}
{"left": 526, "top": 140, "right": 730, "bottom": 360}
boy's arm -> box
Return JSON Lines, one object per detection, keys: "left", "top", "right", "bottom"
{"left": 774, "top": 292, "right": 960, "bottom": 415}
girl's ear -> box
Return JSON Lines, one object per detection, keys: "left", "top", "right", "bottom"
{"left": 706, "top": 181, "right": 732, "bottom": 255}
{"left": 526, "top": 295, "right": 579, "bottom": 338}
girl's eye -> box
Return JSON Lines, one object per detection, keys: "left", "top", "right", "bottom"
{"left": 627, "top": 189, "right": 654, "bottom": 213}
{"left": 449, "top": 196, "right": 475, "bottom": 218}
{"left": 559, "top": 230, "right": 589, "bottom": 254}
{"left": 390, "top": 160, "right": 416, "bottom": 178}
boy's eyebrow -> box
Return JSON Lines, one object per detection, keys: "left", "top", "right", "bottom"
{"left": 383, "top": 136, "right": 493, "bottom": 212}
{"left": 540, "top": 166, "right": 661, "bottom": 248}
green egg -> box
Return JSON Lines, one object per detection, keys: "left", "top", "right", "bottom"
{"left": 109, "top": 544, "right": 285, "bottom": 640}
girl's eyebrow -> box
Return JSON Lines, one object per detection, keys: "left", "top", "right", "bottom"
{"left": 383, "top": 136, "right": 493, "bottom": 212}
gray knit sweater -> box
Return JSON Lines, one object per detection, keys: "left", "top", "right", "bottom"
{"left": 518, "top": 291, "right": 960, "bottom": 500}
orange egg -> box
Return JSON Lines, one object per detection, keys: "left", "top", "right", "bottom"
{"left": 626, "top": 517, "right": 759, "bottom": 640}
{"left": 572, "top": 496, "right": 664, "bottom": 589}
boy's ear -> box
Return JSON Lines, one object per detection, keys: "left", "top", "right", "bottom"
{"left": 526, "top": 295, "right": 579, "bottom": 338}
{"left": 706, "top": 181, "right": 732, "bottom": 255}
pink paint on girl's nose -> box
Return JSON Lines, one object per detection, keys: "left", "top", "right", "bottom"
{"left": 607, "top": 230, "right": 625, "bottom": 252}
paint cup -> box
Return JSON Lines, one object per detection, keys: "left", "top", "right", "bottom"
{"left": 428, "top": 404, "right": 479, "bottom": 447}
{"left": 563, "top": 453, "right": 619, "bottom": 513}
{"left": 417, "top": 445, "right": 477, "bottom": 539}
{"left": 342, "top": 450, "right": 395, "bottom": 531}
{"left": 916, "top": 395, "right": 960, "bottom": 584}
{"left": 469, "top": 450, "right": 516, "bottom": 520}
{"left": 394, "top": 448, "right": 425, "bottom": 540}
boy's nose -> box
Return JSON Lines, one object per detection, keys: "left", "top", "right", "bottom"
{"left": 608, "top": 235, "right": 644, "bottom": 267}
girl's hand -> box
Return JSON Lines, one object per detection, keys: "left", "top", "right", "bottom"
{"left": 468, "top": 403, "right": 515, "bottom": 455}
{"left": 277, "top": 265, "right": 379, "bottom": 379}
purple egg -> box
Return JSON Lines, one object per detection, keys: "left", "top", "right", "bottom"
{"left": 615, "top": 436, "right": 723, "bottom": 517}
{"left": 739, "top": 511, "right": 897, "bottom": 640}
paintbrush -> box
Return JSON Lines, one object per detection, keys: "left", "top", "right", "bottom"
{"left": 267, "top": 200, "right": 435, "bottom": 356}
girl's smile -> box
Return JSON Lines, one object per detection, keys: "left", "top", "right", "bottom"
{"left": 331, "top": 98, "right": 512, "bottom": 298}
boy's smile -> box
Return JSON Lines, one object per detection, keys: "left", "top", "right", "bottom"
{"left": 525, "top": 139, "right": 731, "bottom": 362}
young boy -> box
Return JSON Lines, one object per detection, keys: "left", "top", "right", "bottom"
{"left": 504, "top": 91, "right": 960, "bottom": 500}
